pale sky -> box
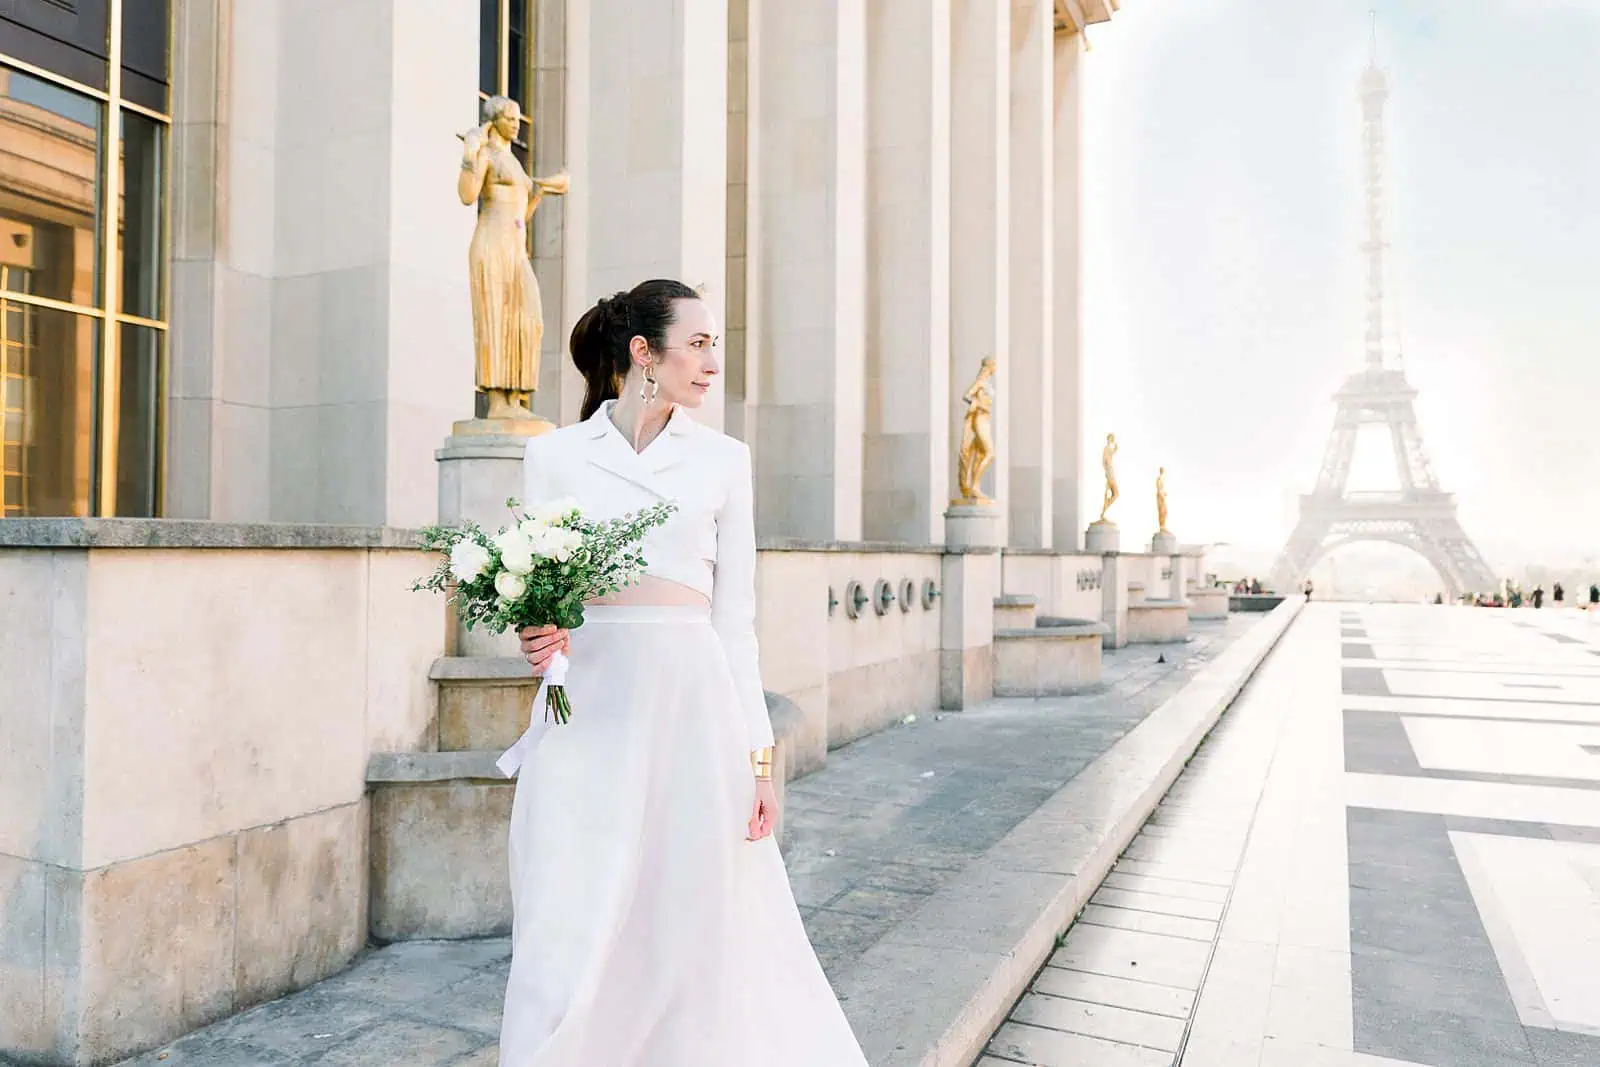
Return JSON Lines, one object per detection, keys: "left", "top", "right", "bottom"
{"left": 1081, "top": 0, "right": 1600, "bottom": 567}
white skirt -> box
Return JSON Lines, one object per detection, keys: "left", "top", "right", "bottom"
{"left": 499, "top": 606, "right": 868, "bottom": 1066}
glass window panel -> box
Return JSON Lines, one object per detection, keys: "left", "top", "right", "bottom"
{"left": 119, "top": 110, "right": 163, "bottom": 318}
{"left": 112, "top": 321, "right": 158, "bottom": 516}
{"left": 507, "top": 0, "right": 527, "bottom": 111}
{"left": 0, "top": 67, "right": 103, "bottom": 308}
{"left": 119, "top": 66, "right": 165, "bottom": 112}
{"left": 0, "top": 1, "right": 112, "bottom": 60}
{"left": 479, "top": 0, "right": 497, "bottom": 96}
{"left": 0, "top": 5, "right": 112, "bottom": 91}
{"left": 0, "top": 302, "right": 96, "bottom": 516}
{"left": 121, "top": 0, "right": 170, "bottom": 86}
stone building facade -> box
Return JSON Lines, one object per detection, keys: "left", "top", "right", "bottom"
{"left": 0, "top": 3, "right": 1210, "bottom": 1065}
{"left": 0, "top": 0, "right": 1108, "bottom": 545}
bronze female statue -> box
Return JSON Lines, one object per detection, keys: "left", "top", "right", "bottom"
{"left": 458, "top": 96, "right": 568, "bottom": 420}
{"left": 956, "top": 357, "right": 997, "bottom": 503}
{"left": 1098, "top": 433, "right": 1120, "bottom": 522}
{"left": 1156, "top": 466, "right": 1169, "bottom": 533}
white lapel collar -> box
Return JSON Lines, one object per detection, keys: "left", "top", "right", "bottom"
{"left": 641, "top": 407, "right": 694, "bottom": 478}
{"left": 581, "top": 402, "right": 693, "bottom": 500}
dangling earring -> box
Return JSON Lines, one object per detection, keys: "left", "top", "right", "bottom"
{"left": 641, "top": 368, "right": 659, "bottom": 405}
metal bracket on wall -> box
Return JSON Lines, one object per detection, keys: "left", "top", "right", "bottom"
{"left": 921, "top": 579, "right": 940, "bottom": 610}
{"left": 827, "top": 586, "right": 839, "bottom": 617}
{"left": 897, "top": 578, "right": 915, "bottom": 612}
{"left": 845, "top": 580, "right": 868, "bottom": 619}
{"left": 873, "top": 579, "right": 894, "bottom": 616}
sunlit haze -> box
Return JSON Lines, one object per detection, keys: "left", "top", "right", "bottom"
{"left": 1082, "top": 0, "right": 1600, "bottom": 575}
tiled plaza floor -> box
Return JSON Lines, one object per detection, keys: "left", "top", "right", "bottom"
{"left": 982, "top": 603, "right": 1600, "bottom": 1067}
{"left": 90, "top": 616, "right": 1260, "bottom": 1067}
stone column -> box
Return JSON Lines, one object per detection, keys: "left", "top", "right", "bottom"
{"left": 1101, "top": 551, "right": 1130, "bottom": 649}
{"left": 947, "top": 0, "right": 1010, "bottom": 542}
{"left": 565, "top": 0, "right": 730, "bottom": 431}
{"left": 1007, "top": 0, "right": 1054, "bottom": 548}
{"left": 745, "top": 0, "right": 867, "bottom": 540}
{"left": 863, "top": 0, "right": 952, "bottom": 545}
{"left": 1051, "top": 31, "right": 1086, "bottom": 550}
{"left": 530, "top": 0, "right": 582, "bottom": 426}
{"left": 941, "top": 548, "right": 1000, "bottom": 708}
{"left": 261, "top": 0, "right": 476, "bottom": 527}
{"left": 724, "top": 0, "right": 755, "bottom": 442}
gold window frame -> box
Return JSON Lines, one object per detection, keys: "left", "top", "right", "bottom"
{"left": 0, "top": 0, "right": 172, "bottom": 517}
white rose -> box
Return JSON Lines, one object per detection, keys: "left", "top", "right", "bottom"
{"left": 494, "top": 571, "right": 527, "bottom": 600}
{"left": 492, "top": 527, "right": 530, "bottom": 557}
{"left": 448, "top": 539, "right": 492, "bottom": 583}
{"left": 528, "top": 497, "right": 581, "bottom": 524}
{"left": 524, "top": 525, "right": 558, "bottom": 559}
{"left": 550, "top": 528, "right": 584, "bottom": 562}
{"left": 500, "top": 546, "right": 536, "bottom": 575}
{"left": 518, "top": 517, "right": 549, "bottom": 540}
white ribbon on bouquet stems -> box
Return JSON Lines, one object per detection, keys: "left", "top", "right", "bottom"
{"left": 495, "top": 648, "right": 570, "bottom": 778}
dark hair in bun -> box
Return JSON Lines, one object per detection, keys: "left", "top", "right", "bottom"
{"left": 570, "top": 279, "right": 700, "bottom": 419}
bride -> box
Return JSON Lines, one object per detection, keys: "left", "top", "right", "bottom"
{"left": 496, "top": 279, "right": 869, "bottom": 1065}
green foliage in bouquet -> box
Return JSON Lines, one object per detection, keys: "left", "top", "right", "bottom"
{"left": 412, "top": 496, "right": 677, "bottom": 633}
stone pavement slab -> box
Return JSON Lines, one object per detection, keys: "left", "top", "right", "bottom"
{"left": 82, "top": 609, "right": 1296, "bottom": 1067}
{"left": 981, "top": 604, "right": 1600, "bottom": 1067}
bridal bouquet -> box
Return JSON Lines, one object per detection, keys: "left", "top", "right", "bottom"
{"left": 413, "top": 497, "right": 676, "bottom": 723}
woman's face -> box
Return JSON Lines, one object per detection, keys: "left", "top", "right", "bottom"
{"left": 642, "top": 298, "right": 720, "bottom": 409}
{"left": 492, "top": 103, "right": 522, "bottom": 142}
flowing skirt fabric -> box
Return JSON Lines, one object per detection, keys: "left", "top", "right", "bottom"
{"left": 500, "top": 607, "right": 868, "bottom": 1067}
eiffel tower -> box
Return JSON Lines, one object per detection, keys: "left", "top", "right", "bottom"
{"left": 1270, "top": 32, "right": 1496, "bottom": 599}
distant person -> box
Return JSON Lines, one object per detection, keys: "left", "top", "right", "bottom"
{"left": 1250, "top": 578, "right": 1263, "bottom": 595}
{"left": 1553, "top": 582, "right": 1564, "bottom": 605}
{"left": 1532, "top": 586, "right": 1544, "bottom": 609}
{"left": 1303, "top": 579, "right": 1314, "bottom": 602}
{"left": 1434, "top": 593, "right": 1444, "bottom": 605}
{"left": 1590, "top": 583, "right": 1599, "bottom": 606}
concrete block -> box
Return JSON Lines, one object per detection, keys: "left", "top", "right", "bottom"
{"left": 993, "top": 624, "right": 1106, "bottom": 697}
{"left": 70, "top": 837, "right": 239, "bottom": 1064}
{"left": 437, "top": 680, "right": 536, "bottom": 753}
{"left": 1187, "top": 587, "right": 1229, "bottom": 621}
{"left": 368, "top": 780, "right": 514, "bottom": 942}
{"left": 992, "top": 594, "right": 1037, "bottom": 630}
{"left": 1127, "top": 601, "right": 1189, "bottom": 645}
{"left": 0, "top": 853, "right": 47, "bottom": 1058}
{"left": 940, "top": 644, "right": 994, "bottom": 710}
{"left": 234, "top": 802, "right": 367, "bottom": 1010}
{"left": 827, "top": 650, "right": 941, "bottom": 748}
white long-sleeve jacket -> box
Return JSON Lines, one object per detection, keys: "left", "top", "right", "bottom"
{"left": 521, "top": 401, "right": 772, "bottom": 751}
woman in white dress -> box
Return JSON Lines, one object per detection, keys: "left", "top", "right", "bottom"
{"left": 497, "top": 279, "right": 869, "bottom": 1066}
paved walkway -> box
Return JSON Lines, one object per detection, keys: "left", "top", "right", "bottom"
{"left": 982, "top": 603, "right": 1600, "bottom": 1067}
{"left": 107, "top": 616, "right": 1260, "bottom": 1067}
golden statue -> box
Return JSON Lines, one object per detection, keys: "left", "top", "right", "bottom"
{"left": 458, "top": 96, "right": 569, "bottom": 421}
{"left": 955, "top": 357, "right": 997, "bottom": 503}
{"left": 1156, "top": 466, "right": 1169, "bottom": 533}
{"left": 1097, "top": 432, "right": 1119, "bottom": 522}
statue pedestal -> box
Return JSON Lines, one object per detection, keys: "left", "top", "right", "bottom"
{"left": 436, "top": 421, "right": 555, "bottom": 657}
{"left": 1151, "top": 530, "right": 1179, "bottom": 554}
{"left": 945, "top": 501, "right": 1001, "bottom": 549}
{"left": 1085, "top": 520, "right": 1121, "bottom": 554}
{"left": 451, "top": 415, "right": 554, "bottom": 439}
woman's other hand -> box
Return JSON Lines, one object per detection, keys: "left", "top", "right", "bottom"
{"left": 747, "top": 779, "right": 779, "bottom": 842}
{"left": 518, "top": 624, "right": 570, "bottom": 675}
